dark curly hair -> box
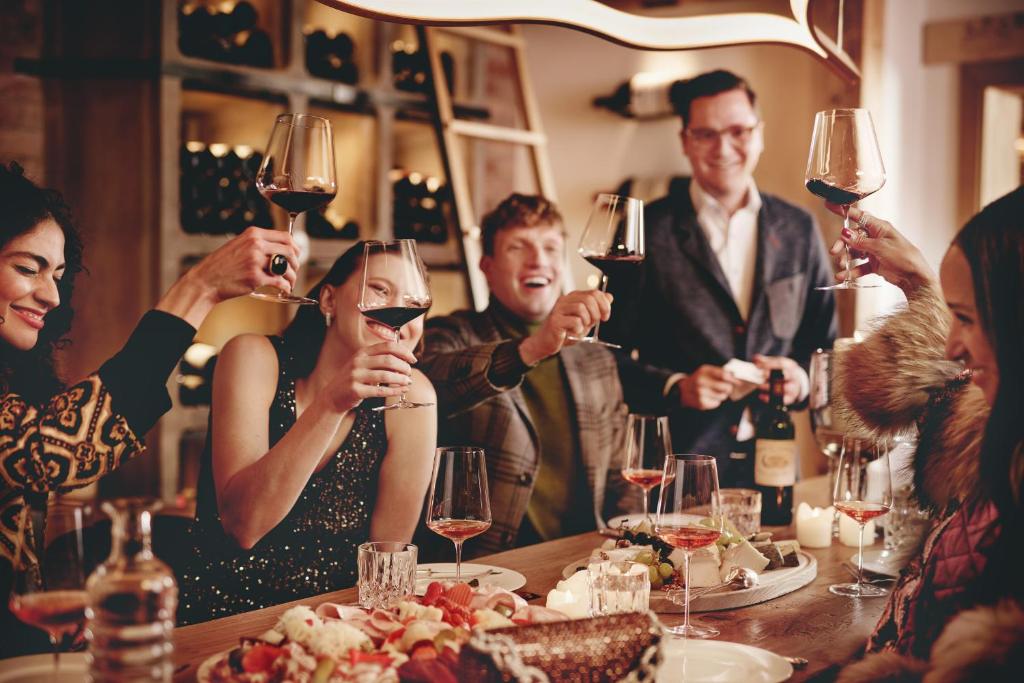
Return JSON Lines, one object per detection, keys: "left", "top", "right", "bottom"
{"left": 670, "top": 69, "right": 757, "bottom": 128}
{"left": 280, "top": 241, "right": 365, "bottom": 379}
{"left": 0, "top": 162, "right": 84, "bottom": 404}
{"left": 480, "top": 193, "right": 563, "bottom": 256}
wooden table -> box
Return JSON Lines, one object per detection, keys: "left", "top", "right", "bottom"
{"left": 173, "top": 478, "right": 885, "bottom": 681}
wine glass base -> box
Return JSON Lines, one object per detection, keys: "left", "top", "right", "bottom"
{"left": 664, "top": 622, "right": 720, "bottom": 639}
{"left": 373, "top": 400, "right": 436, "bottom": 411}
{"left": 815, "top": 281, "right": 880, "bottom": 290}
{"left": 829, "top": 582, "right": 888, "bottom": 597}
{"left": 566, "top": 335, "right": 622, "bottom": 350}
{"left": 250, "top": 290, "right": 318, "bottom": 305}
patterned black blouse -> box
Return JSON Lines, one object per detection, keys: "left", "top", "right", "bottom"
{"left": 179, "top": 337, "right": 388, "bottom": 625}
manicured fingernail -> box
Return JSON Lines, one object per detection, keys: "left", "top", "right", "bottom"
{"left": 841, "top": 228, "right": 852, "bottom": 239}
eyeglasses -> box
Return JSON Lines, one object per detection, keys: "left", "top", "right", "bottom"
{"left": 685, "top": 122, "right": 761, "bottom": 147}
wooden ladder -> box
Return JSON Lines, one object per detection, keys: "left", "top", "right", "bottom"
{"left": 418, "top": 25, "right": 559, "bottom": 311}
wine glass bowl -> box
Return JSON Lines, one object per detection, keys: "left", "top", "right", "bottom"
{"left": 571, "top": 193, "right": 645, "bottom": 348}
{"left": 805, "top": 108, "right": 885, "bottom": 290}
{"left": 253, "top": 113, "right": 337, "bottom": 305}
{"left": 8, "top": 501, "right": 90, "bottom": 673}
{"left": 830, "top": 436, "right": 892, "bottom": 597}
{"left": 357, "top": 239, "right": 433, "bottom": 411}
{"left": 654, "top": 454, "right": 722, "bottom": 639}
{"left": 425, "top": 448, "right": 492, "bottom": 581}
{"left": 621, "top": 414, "right": 673, "bottom": 525}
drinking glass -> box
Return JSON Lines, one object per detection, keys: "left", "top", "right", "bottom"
{"left": 357, "top": 239, "right": 433, "bottom": 411}
{"left": 569, "top": 193, "right": 645, "bottom": 348}
{"left": 8, "top": 501, "right": 90, "bottom": 674}
{"left": 809, "top": 349, "right": 844, "bottom": 502}
{"left": 426, "top": 448, "right": 492, "bottom": 581}
{"left": 805, "top": 108, "right": 886, "bottom": 290}
{"left": 654, "top": 454, "right": 722, "bottom": 638}
{"left": 254, "top": 113, "right": 337, "bottom": 305}
{"left": 621, "top": 414, "right": 673, "bottom": 526}
{"left": 357, "top": 542, "right": 417, "bottom": 610}
{"left": 831, "top": 436, "right": 893, "bottom": 597}
{"left": 587, "top": 559, "right": 650, "bottom": 616}
{"left": 719, "top": 488, "right": 762, "bottom": 538}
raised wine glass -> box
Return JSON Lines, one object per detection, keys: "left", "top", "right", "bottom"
{"left": 831, "top": 436, "right": 893, "bottom": 597}
{"left": 357, "top": 239, "right": 433, "bottom": 411}
{"left": 570, "top": 193, "right": 645, "bottom": 348}
{"left": 8, "top": 501, "right": 90, "bottom": 675}
{"left": 426, "top": 447, "right": 493, "bottom": 581}
{"left": 805, "top": 108, "right": 886, "bottom": 290}
{"left": 655, "top": 454, "right": 723, "bottom": 638}
{"left": 621, "top": 414, "right": 674, "bottom": 526}
{"left": 254, "top": 113, "right": 337, "bottom": 305}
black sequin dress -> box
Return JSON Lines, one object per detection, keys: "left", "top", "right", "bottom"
{"left": 179, "top": 337, "right": 387, "bottom": 624}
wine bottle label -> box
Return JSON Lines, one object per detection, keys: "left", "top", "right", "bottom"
{"left": 754, "top": 439, "right": 796, "bottom": 487}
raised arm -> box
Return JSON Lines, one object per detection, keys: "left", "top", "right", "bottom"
{"left": 211, "top": 335, "right": 415, "bottom": 549}
{"left": 370, "top": 370, "right": 437, "bottom": 542}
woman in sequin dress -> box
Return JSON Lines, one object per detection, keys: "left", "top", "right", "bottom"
{"left": 180, "top": 243, "right": 437, "bottom": 624}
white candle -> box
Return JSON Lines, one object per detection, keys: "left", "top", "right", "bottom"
{"left": 795, "top": 502, "right": 833, "bottom": 548}
{"left": 838, "top": 512, "right": 875, "bottom": 547}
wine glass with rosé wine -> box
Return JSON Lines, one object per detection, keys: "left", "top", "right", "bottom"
{"left": 426, "top": 448, "right": 493, "bottom": 581}
{"left": 622, "top": 414, "right": 674, "bottom": 526}
{"left": 831, "top": 436, "right": 893, "bottom": 597}
{"left": 655, "top": 454, "right": 723, "bottom": 639}
{"left": 8, "top": 500, "right": 90, "bottom": 675}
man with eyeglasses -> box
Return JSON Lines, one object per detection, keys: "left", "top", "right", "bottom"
{"left": 604, "top": 69, "right": 836, "bottom": 487}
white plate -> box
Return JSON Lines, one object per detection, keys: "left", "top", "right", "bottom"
{"left": 0, "top": 653, "right": 88, "bottom": 682}
{"left": 415, "top": 563, "right": 526, "bottom": 594}
{"left": 849, "top": 549, "right": 901, "bottom": 578}
{"left": 606, "top": 513, "right": 701, "bottom": 530}
{"left": 657, "top": 639, "right": 792, "bottom": 682}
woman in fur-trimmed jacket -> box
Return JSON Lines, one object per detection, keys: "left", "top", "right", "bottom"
{"left": 822, "top": 187, "right": 1024, "bottom": 682}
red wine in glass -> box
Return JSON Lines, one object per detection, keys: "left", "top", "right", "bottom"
{"left": 264, "top": 188, "right": 336, "bottom": 214}
{"left": 426, "top": 519, "right": 492, "bottom": 542}
{"left": 360, "top": 305, "right": 429, "bottom": 330}
{"left": 9, "top": 590, "right": 88, "bottom": 641}
{"left": 804, "top": 180, "right": 868, "bottom": 207}
{"left": 583, "top": 253, "right": 644, "bottom": 282}
{"left": 622, "top": 468, "right": 674, "bottom": 490}
{"left": 835, "top": 501, "right": 891, "bottom": 524}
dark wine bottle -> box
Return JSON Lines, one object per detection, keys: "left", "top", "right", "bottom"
{"left": 754, "top": 369, "right": 796, "bottom": 526}
{"left": 594, "top": 75, "right": 685, "bottom": 119}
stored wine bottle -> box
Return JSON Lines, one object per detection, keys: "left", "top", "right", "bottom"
{"left": 593, "top": 75, "right": 688, "bottom": 119}
{"left": 754, "top": 369, "right": 796, "bottom": 525}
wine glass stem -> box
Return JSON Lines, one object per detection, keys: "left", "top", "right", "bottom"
{"left": 682, "top": 550, "right": 692, "bottom": 633}
{"left": 50, "top": 634, "right": 59, "bottom": 678}
{"left": 856, "top": 522, "right": 866, "bottom": 589}
{"left": 640, "top": 486, "right": 649, "bottom": 523}
{"left": 393, "top": 326, "right": 407, "bottom": 405}
{"left": 591, "top": 275, "right": 608, "bottom": 340}
{"left": 287, "top": 212, "right": 297, "bottom": 236}
{"left": 454, "top": 540, "right": 464, "bottom": 581}
{"left": 842, "top": 206, "right": 854, "bottom": 286}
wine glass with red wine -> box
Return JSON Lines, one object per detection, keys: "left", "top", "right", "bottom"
{"left": 570, "top": 193, "right": 645, "bottom": 348}
{"left": 425, "top": 448, "right": 493, "bottom": 581}
{"left": 357, "top": 239, "right": 433, "bottom": 411}
{"left": 805, "top": 108, "right": 885, "bottom": 290}
{"left": 254, "top": 113, "right": 337, "bottom": 305}
{"left": 622, "top": 414, "right": 674, "bottom": 526}
{"left": 830, "top": 436, "right": 892, "bottom": 597}
{"left": 8, "top": 501, "right": 90, "bottom": 674}
{"left": 654, "top": 454, "right": 722, "bottom": 638}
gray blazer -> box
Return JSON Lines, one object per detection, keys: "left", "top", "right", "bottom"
{"left": 604, "top": 178, "right": 837, "bottom": 460}
{"left": 419, "top": 307, "right": 637, "bottom": 556}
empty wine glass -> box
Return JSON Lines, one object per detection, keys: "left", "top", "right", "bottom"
{"left": 831, "top": 436, "right": 892, "bottom": 597}
{"left": 570, "top": 193, "right": 645, "bottom": 348}
{"left": 254, "top": 113, "right": 337, "bottom": 305}
{"left": 805, "top": 108, "right": 886, "bottom": 290}
{"left": 621, "top": 414, "right": 673, "bottom": 526}
{"left": 426, "top": 448, "right": 492, "bottom": 581}
{"left": 357, "top": 239, "right": 433, "bottom": 411}
{"left": 655, "top": 454, "right": 722, "bottom": 638}
{"left": 8, "top": 501, "right": 89, "bottom": 674}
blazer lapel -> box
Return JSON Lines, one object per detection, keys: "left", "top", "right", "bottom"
{"left": 559, "top": 346, "right": 600, "bottom": 489}
{"left": 749, "top": 200, "right": 782, "bottom": 328}
{"left": 670, "top": 184, "right": 743, "bottom": 324}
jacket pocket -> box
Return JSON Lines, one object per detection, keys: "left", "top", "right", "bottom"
{"left": 767, "top": 273, "right": 805, "bottom": 340}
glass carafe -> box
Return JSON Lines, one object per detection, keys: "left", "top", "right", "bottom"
{"left": 85, "top": 499, "right": 177, "bottom": 682}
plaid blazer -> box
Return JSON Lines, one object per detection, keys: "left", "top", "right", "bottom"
{"left": 419, "top": 306, "right": 637, "bottom": 556}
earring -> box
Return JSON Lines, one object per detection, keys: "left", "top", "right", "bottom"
{"left": 325, "top": 312, "right": 333, "bottom": 327}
